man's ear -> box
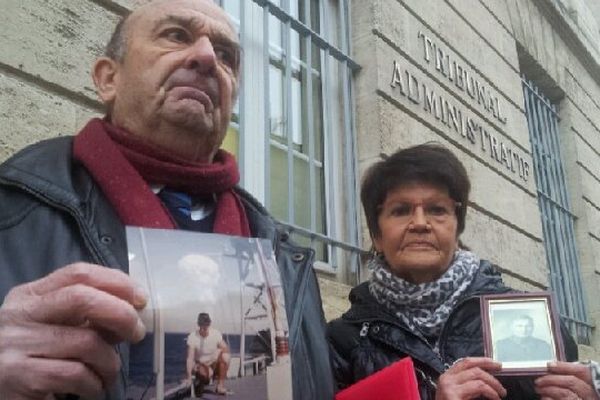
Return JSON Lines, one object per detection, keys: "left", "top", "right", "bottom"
{"left": 92, "top": 57, "right": 119, "bottom": 104}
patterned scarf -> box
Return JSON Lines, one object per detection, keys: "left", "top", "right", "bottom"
{"left": 369, "top": 250, "right": 481, "bottom": 339}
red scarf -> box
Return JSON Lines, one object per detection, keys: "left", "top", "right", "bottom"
{"left": 72, "top": 118, "right": 250, "bottom": 237}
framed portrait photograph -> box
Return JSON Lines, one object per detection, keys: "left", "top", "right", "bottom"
{"left": 480, "top": 292, "right": 565, "bottom": 376}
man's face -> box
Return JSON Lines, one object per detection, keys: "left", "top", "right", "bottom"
{"left": 198, "top": 324, "right": 210, "bottom": 337}
{"left": 511, "top": 318, "right": 533, "bottom": 338}
{"left": 106, "top": 0, "right": 240, "bottom": 161}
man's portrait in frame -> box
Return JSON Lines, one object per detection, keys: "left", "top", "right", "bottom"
{"left": 481, "top": 292, "right": 565, "bottom": 376}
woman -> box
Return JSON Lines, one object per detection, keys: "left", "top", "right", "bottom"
{"left": 327, "top": 144, "right": 600, "bottom": 399}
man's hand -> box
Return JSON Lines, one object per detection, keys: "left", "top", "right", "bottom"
{"left": 435, "top": 357, "right": 506, "bottom": 400}
{"left": 0, "top": 263, "right": 147, "bottom": 400}
{"left": 535, "top": 361, "right": 599, "bottom": 400}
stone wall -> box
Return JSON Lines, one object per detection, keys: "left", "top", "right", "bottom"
{"left": 0, "top": 0, "right": 154, "bottom": 161}
{"left": 349, "top": 0, "right": 599, "bottom": 359}
{"left": 1, "top": 0, "right": 120, "bottom": 160}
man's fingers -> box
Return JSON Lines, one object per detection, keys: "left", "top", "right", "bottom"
{"left": 1, "top": 357, "right": 104, "bottom": 400}
{"left": 19, "top": 284, "right": 145, "bottom": 343}
{"left": 9, "top": 263, "right": 147, "bottom": 309}
{"left": 3, "top": 323, "right": 121, "bottom": 386}
{"left": 25, "top": 357, "right": 104, "bottom": 399}
{"left": 0, "top": 263, "right": 146, "bottom": 399}
{"left": 2, "top": 263, "right": 147, "bottom": 344}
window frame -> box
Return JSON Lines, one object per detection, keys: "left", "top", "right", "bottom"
{"left": 522, "top": 76, "right": 592, "bottom": 344}
{"left": 219, "top": 0, "right": 365, "bottom": 282}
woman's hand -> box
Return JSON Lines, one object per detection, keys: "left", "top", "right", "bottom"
{"left": 435, "top": 357, "right": 506, "bottom": 400}
{"left": 535, "top": 362, "right": 599, "bottom": 400}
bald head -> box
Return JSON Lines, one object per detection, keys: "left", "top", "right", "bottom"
{"left": 104, "top": 0, "right": 235, "bottom": 64}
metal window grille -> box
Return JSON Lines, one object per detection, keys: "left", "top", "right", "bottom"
{"left": 220, "top": 0, "right": 365, "bottom": 284}
{"left": 522, "top": 77, "right": 592, "bottom": 344}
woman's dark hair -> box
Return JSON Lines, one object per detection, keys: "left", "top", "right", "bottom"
{"left": 361, "top": 143, "right": 470, "bottom": 238}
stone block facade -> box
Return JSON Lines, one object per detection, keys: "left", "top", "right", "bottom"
{"left": 351, "top": 0, "right": 600, "bottom": 358}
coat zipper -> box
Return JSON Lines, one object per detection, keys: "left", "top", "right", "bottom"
{"left": 360, "top": 320, "right": 440, "bottom": 391}
{"left": 354, "top": 312, "right": 447, "bottom": 374}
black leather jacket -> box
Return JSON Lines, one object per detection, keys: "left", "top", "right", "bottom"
{"left": 327, "top": 261, "right": 578, "bottom": 400}
{"left": 0, "top": 136, "right": 334, "bottom": 400}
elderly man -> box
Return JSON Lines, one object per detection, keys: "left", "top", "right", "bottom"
{"left": 0, "top": 1, "right": 333, "bottom": 399}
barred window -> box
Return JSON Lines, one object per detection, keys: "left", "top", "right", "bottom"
{"left": 522, "top": 77, "right": 592, "bottom": 344}
{"left": 219, "top": 0, "right": 364, "bottom": 284}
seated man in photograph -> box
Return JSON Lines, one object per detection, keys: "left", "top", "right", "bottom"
{"left": 186, "top": 313, "right": 230, "bottom": 395}
{"left": 495, "top": 315, "right": 553, "bottom": 362}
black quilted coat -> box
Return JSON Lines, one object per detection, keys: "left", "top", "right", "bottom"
{"left": 327, "top": 261, "right": 578, "bottom": 400}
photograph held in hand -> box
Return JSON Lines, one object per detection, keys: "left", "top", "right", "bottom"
{"left": 481, "top": 292, "right": 565, "bottom": 376}
{"left": 126, "top": 227, "right": 293, "bottom": 400}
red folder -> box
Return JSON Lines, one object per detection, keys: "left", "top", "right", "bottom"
{"left": 335, "top": 357, "right": 421, "bottom": 400}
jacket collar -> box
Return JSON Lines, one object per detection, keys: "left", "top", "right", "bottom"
{"left": 0, "top": 136, "right": 88, "bottom": 212}
{"left": 0, "top": 136, "right": 283, "bottom": 247}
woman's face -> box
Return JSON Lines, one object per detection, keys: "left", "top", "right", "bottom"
{"left": 373, "top": 182, "right": 459, "bottom": 284}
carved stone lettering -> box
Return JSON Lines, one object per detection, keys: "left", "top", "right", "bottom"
{"left": 500, "top": 142, "right": 510, "bottom": 169}
{"left": 476, "top": 81, "right": 490, "bottom": 112}
{"left": 407, "top": 71, "right": 420, "bottom": 104}
{"left": 390, "top": 60, "right": 406, "bottom": 95}
{"left": 489, "top": 133, "right": 500, "bottom": 162}
{"left": 424, "top": 85, "right": 441, "bottom": 119}
{"left": 389, "top": 59, "right": 528, "bottom": 181}
{"left": 418, "top": 31, "right": 507, "bottom": 125}
{"left": 523, "top": 161, "right": 530, "bottom": 180}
